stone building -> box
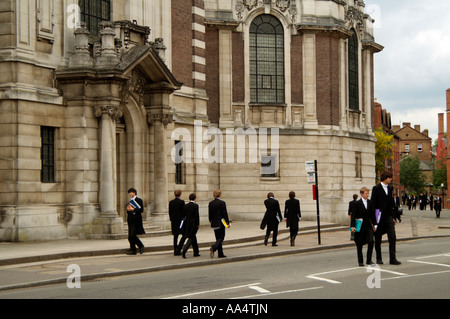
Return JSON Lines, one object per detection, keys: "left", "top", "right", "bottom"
{"left": 0, "top": 0, "right": 382, "bottom": 241}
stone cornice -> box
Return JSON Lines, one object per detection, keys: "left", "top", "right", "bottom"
{"left": 296, "top": 23, "right": 353, "bottom": 39}
{"left": 362, "top": 39, "right": 384, "bottom": 53}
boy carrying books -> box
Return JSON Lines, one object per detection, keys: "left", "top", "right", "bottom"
{"left": 351, "top": 187, "right": 377, "bottom": 266}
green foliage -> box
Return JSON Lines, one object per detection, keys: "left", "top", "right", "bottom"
{"left": 400, "top": 156, "right": 425, "bottom": 193}
{"left": 374, "top": 127, "right": 394, "bottom": 176}
{"left": 433, "top": 159, "right": 447, "bottom": 190}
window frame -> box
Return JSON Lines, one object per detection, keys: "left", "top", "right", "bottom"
{"left": 348, "top": 30, "right": 359, "bottom": 111}
{"left": 41, "top": 126, "right": 56, "bottom": 183}
{"left": 249, "top": 14, "right": 285, "bottom": 104}
{"left": 79, "top": 0, "right": 111, "bottom": 35}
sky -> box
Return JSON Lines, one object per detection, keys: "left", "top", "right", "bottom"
{"left": 364, "top": 0, "right": 450, "bottom": 143}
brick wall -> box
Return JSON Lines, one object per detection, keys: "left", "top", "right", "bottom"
{"left": 316, "top": 34, "right": 340, "bottom": 126}
{"left": 291, "top": 34, "right": 303, "bottom": 104}
{"left": 205, "top": 28, "right": 219, "bottom": 123}
{"left": 232, "top": 31, "right": 245, "bottom": 103}
{"left": 171, "top": 0, "right": 193, "bottom": 87}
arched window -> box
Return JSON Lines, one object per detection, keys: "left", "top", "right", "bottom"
{"left": 348, "top": 30, "right": 359, "bottom": 111}
{"left": 250, "top": 15, "right": 285, "bottom": 104}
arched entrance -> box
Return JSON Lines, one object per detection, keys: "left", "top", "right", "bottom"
{"left": 115, "top": 93, "right": 150, "bottom": 220}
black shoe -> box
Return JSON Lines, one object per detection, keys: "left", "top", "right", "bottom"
{"left": 218, "top": 255, "right": 227, "bottom": 258}
{"left": 390, "top": 259, "right": 401, "bottom": 265}
{"left": 126, "top": 251, "right": 137, "bottom": 255}
{"left": 264, "top": 237, "right": 268, "bottom": 246}
{"left": 182, "top": 252, "right": 186, "bottom": 259}
{"left": 174, "top": 251, "right": 181, "bottom": 256}
{"left": 377, "top": 259, "right": 384, "bottom": 265}
{"left": 366, "top": 260, "right": 375, "bottom": 265}
{"left": 193, "top": 254, "right": 201, "bottom": 257}
{"left": 272, "top": 244, "right": 278, "bottom": 247}
{"left": 140, "top": 246, "right": 145, "bottom": 254}
{"left": 359, "top": 263, "right": 365, "bottom": 267}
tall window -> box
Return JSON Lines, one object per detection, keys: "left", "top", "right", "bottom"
{"left": 348, "top": 30, "right": 359, "bottom": 111}
{"left": 41, "top": 126, "right": 55, "bottom": 183}
{"left": 79, "top": 0, "right": 111, "bottom": 35}
{"left": 174, "top": 141, "right": 186, "bottom": 185}
{"left": 250, "top": 15, "right": 285, "bottom": 104}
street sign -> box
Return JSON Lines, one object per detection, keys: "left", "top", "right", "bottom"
{"left": 307, "top": 172, "right": 316, "bottom": 184}
{"left": 305, "top": 161, "right": 315, "bottom": 172}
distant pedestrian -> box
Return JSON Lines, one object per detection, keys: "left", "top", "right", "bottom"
{"left": 434, "top": 196, "right": 442, "bottom": 218}
{"left": 348, "top": 194, "right": 358, "bottom": 240}
{"left": 261, "top": 192, "right": 282, "bottom": 246}
{"left": 178, "top": 193, "right": 200, "bottom": 258}
{"left": 126, "top": 188, "right": 145, "bottom": 255}
{"left": 209, "top": 190, "right": 230, "bottom": 258}
{"left": 284, "top": 191, "right": 301, "bottom": 246}
{"left": 393, "top": 193, "right": 401, "bottom": 223}
{"left": 169, "top": 190, "right": 185, "bottom": 255}
{"left": 351, "top": 187, "right": 376, "bottom": 266}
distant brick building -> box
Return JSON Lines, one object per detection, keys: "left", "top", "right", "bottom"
{"left": 393, "top": 123, "right": 433, "bottom": 192}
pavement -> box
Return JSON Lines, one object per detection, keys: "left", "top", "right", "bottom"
{"left": 0, "top": 209, "right": 450, "bottom": 292}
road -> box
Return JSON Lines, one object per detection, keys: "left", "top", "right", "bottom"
{"left": 1, "top": 237, "right": 450, "bottom": 301}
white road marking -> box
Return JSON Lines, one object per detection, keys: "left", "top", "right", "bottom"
{"left": 163, "top": 282, "right": 262, "bottom": 299}
{"left": 306, "top": 267, "right": 359, "bottom": 284}
{"left": 407, "top": 260, "right": 450, "bottom": 268}
{"left": 414, "top": 253, "right": 450, "bottom": 260}
{"left": 306, "top": 266, "right": 407, "bottom": 285}
{"left": 249, "top": 285, "right": 271, "bottom": 294}
{"left": 233, "top": 286, "right": 323, "bottom": 299}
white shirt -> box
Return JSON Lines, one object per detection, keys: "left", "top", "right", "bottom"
{"left": 381, "top": 182, "right": 389, "bottom": 195}
{"left": 362, "top": 198, "right": 368, "bottom": 209}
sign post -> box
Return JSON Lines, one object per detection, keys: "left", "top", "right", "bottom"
{"left": 305, "top": 160, "right": 321, "bottom": 245}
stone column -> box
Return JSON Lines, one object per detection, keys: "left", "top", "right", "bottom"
{"left": 147, "top": 91, "right": 173, "bottom": 229}
{"left": 363, "top": 49, "right": 372, "bottom": 130}
{"left": 302, "top": 32, "right": 318, "bottom": 129}
{"left": 218, "top": 28, "right": 234, "bottom": 128}
{"left": 92, "top": 105, "right": 124, "bottom": 238}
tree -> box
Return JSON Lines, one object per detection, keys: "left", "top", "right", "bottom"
{"left": 374, "top": 127, "right": 394, "bottom": 177}
{"left": 400, "top": 156, "right": 425, "bottom": 194}
{"left": 433, "top": 159, "right": 447, "bottom": 190}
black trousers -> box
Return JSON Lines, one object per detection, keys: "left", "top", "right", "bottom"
{"left": 266, "top": 224, "right": 279, "bottom": 245}
{"left": 182, "top": 236, "right": 199, "bottom": 255}
{"left": 374, "top": 221, "right": 396, "bottom": 261}
{"left": 435, "top": 209, "right": 441, "bottom": 218}
{"left": 211, "top": 227, "right": 226, "bottom": 257}
{"left": 172, "top": 223, "right": 182, "bottom": 253}
{"left": 356, "top": 241, "right": 374, "bottom": 264}
{"left": 289, "top": 226, "right": 298, "bottom": 241}
{"left": 128, "top": 223, "right": 143, "bottom": 252}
